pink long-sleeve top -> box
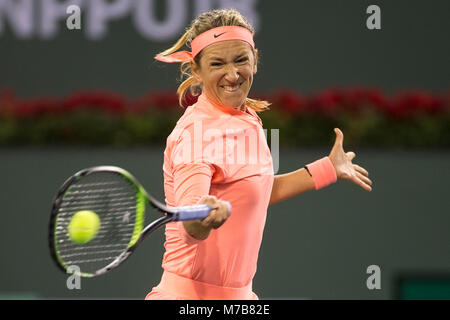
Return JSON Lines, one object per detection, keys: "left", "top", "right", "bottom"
{"left": 159, "top": 93, "right": 274, "bottom": 297}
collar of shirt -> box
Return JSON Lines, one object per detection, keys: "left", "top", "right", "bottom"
{"left": 194, "top": 93, "right": 263, "bottom": 127}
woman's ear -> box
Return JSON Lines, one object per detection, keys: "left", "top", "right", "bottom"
{"left": 190, "top": 60, "right": 202, "bottom": 83}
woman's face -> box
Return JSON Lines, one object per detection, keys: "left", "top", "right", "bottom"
{"left": 192, "top": 40, "right": 258, "bottom": 110}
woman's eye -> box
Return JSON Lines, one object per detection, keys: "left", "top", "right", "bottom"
{"left": 236, "top": 57, "right": 248, "bottom": 63}
{"left": 209, "top": 58, "right": 247, "bottom": 67}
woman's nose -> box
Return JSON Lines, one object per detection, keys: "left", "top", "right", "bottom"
{"left": 224, "top": 64, "right": 239, "bottom": 82}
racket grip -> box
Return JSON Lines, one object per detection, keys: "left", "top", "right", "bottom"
{"left": 174, "top": 201, "right": 232, "bottom": 221}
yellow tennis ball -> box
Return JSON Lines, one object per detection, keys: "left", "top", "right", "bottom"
{"left": 68, "top": 210, "right": 100, "bottom": 244}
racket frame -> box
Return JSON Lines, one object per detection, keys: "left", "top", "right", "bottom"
{"left": 48, "top": 166, "right": 209, "bottom": 277}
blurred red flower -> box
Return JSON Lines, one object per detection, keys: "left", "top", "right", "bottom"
{"left": 0, "top": 87, "right": 448, "bottom": 119}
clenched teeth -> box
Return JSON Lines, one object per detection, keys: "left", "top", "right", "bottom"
{"left": 222, "top": 83, "right": 241, "bottom": 92}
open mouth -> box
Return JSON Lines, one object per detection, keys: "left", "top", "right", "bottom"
{"left": 221, "top": 82, "right": 243, "bottom": 93}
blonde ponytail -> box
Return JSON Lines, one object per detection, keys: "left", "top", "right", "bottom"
{"left": 155, "top": 30, "right": 189, "bottom": 58}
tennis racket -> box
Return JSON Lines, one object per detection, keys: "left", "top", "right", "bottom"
{"left": 48, "top": 165, "right": 231, "bottom": 277}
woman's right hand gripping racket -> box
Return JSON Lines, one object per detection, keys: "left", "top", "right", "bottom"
{"left": 48, "top": 166, "right": 231, "bottom": 277}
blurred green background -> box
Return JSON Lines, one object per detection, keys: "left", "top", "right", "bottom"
{"left": 0, "top": 0, "right": 449, "bottom": 299}
{"left": 0, "top": 148, "right": 449, "bottom": 299}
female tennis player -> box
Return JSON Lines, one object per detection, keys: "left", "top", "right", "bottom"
{"left": 146, "top": 9, "right": 372, "bottom": 300}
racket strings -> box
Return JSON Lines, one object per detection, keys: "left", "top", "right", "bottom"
{"left": 54, "top": 172, "right": 142, "bottom": 275}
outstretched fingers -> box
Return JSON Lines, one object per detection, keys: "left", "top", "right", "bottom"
{"left": 354, "top": 171, "right": 373, "bottom": 191}
{"left": 353, "top": 163, "right": 369, "bottom": 177}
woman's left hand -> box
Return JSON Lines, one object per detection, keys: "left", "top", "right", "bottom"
{"left": 328, "top": 128, "right": 373, "bottom": 192}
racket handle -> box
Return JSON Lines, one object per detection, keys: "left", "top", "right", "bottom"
{"left": 173, "top": 201, "right": 232, "bottom": 221}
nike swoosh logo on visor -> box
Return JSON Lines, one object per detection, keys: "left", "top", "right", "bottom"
{"left": 214, "top": 32, "right": 226, "bottom": 38}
